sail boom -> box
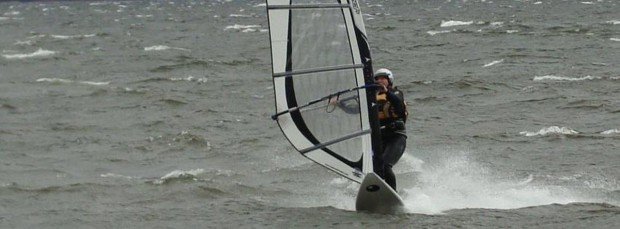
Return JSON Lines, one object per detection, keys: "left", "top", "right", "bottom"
{"left": 268, "top": 3, "right": 351, "bottom": 10}
{"left": 273, "top": 64, "right": 364, "bottom": 78}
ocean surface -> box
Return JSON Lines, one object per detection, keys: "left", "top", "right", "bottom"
{"left": 1, "top": 0, "right": 619, "bottom": 228}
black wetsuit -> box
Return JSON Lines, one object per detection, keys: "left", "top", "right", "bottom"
{"left": 375, "top": 88, "right": 407, "bottom": 191}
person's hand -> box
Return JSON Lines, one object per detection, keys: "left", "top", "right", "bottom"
{"left": 328, "top": 96, "right": 338, "bottom": 105}
{"left": 379, "top": 85, "right": 387, "bottom": 92}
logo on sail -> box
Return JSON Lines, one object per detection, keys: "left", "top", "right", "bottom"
{"left": 351, "top": 0, "right": 361, "bottom": 14}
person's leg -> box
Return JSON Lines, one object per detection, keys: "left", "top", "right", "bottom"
{"left": 381, "top": 134, "right": 407, "bottom": 190}
{"left": 383, "top": 134, "right": 407, "bottom": 167}
{"left": 383, "top": 165, "right": 396, "bottom": 190}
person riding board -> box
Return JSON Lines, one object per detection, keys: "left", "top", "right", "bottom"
{"left": 373, "top": 68, "right": 407, "bottom": 191}
{"left": 327, "top": 68, "right": 408, "bottom": 190}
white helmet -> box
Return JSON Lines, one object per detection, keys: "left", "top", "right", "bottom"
{"left": 374, "top": 68, "right": 394, "bottom": 84}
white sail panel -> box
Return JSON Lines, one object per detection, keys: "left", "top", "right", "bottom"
{"left": 267, "top": 0, "right": 375, "bottom": 183}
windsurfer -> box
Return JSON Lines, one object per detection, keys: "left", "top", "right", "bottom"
{"left": 373, "top": 68, "right": 407, "bottom": 191}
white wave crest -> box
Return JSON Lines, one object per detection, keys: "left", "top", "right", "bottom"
{"left": 533, "top": 75, "right": 600, "bottom": 82}
{"left": 601, "top": 129, "right": 620, "bottom": 135}
{"left": 224, "top": 24, "right": 262, "bottom": 32}
{"left": 3, "top": 11, "right": 20, "bottom": 16}
{"left": 100, "top": 173, "right": 134, "bottom": 180}
{"left": 519, "top": 126, "right": 579, "bottom": 137}
{"left": 229, "top": 14, "right": 252, "bottom": 18}
{"left": 153, "top": 169, "right": 205, "bottom": 185}
{"left": 170, "top": 76, "right": 208, "bottom": 83}
{"left": 89, "top": 2, "right": 109, "bottom": 6}
{"left": 607, "top": 20, "right": 620, "bottom": 25}
{"left": 611, "top": 38, "right": 620, "bottom": 42}
{"left": 36, "top": 78, "right": 110, "bottom": 86}
{"left": 427, "top": 30, "right": 452, "bottom": 36}
{"left": 14, "top": 40, "right": 34, "bottom": 46}
{"left": 51, "top": 34, "right": 97, "bottom": 40}
{"left": 144, "top": 45, "right": 190, "bottom": 52}
{"left": 440, "top": 20, "right": 473, "bottom": 27}
{"left": 483, "top": 59, "right": 504, "bottom": 68}
{"left": 2, "top": 48, "right": 56, "bottom": 59}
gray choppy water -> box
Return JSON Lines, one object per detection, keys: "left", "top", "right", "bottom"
{"left": 1, "top": 0, "right": 619, "bottom": 228}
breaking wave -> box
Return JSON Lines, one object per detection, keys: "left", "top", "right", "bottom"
{"left": 519, "top": 126, "right": 579, "bottom": 137}
{"left": 2, "top": 48, "right": 56, "bottom": 59}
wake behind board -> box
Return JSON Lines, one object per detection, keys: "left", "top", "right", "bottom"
{"left": 355, "top": 173, "right": 404, "bottom": 214}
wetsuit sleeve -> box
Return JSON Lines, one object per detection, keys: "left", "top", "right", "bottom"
{"left": 386, "top": 90, "right": 406, "bottom": 120}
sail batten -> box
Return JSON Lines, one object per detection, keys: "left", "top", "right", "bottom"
{"left": 300, "top": 129, "right": 371, "bottom": 154}
{"left": 268, "top": 3, "right": 351, "bottom": 10}
{"left": 266, "top": 0, "right": 376, "bottom": 183}
{"left": 273, "top": 64, "right": 364, "bottom": 78}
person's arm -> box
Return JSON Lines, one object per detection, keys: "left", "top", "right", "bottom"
{"left": 328, "top": 95, "right": 360, "bottom": 114}
{"left": 385, "top": 90, "right": 406, "bottom": 119}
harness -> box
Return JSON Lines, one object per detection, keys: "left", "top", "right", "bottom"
{"left": 376, "top": 89, "right": 407, "bottom": 121}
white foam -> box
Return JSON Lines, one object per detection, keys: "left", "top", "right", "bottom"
{"left": 229, "top": 14, "right": 251, "bottom": 18}
{"left": 519, "top": 126, "right": 579, "bottom": 137}
{"left": 601, "top": 129, "right": 620, "bottom": 135}
{"left": 36, "top": 78, "right": 110, "bottom": 86}
{"left": 144, "top": 45, "right": 190, "bottom": 52}
{"left": 14, "top": 40, "right": 34, "bottom": 46}
{"left": 533, "top": 75, "right": 601, "bottom": 82}
{"left": 611, "top": 38, "right": 620, "bottom": 42}
{"left": 483, "top": 59, "right": 504, "bottom": 68}
{"left": 169, "top": 76, "right": 208, "bottom": 83}
{"left": 89, "top": 2, "right": 109, "bottom": 6}
{"left": 153, "top": 169, "right": 205, "bottom": 184}
{"left": 100, "top": 173, "right": 134, "bottom": 180}
{"left": 3, "top": 11, "right": 20, "bottom": 16}
{"left": 440, "top": 20, "right": 473, "bottom": 27}
{"left": 2, "top": 48, "right": 56, "bottom": 59}
{"left": 254, "top": 3, "right": 266, "bottom": 7}
{"left": 80, "top": 81, "right": 110, "bottom": 86}
{"left": 401, "top": 152, "right": 598, "bottom": 214}
{"left": 607, "top": 20, "right": 620, "bottom": 25}
{"left": 224, "top": 24, "right": 261, "bottom": 32}
{"left": 0, "top": 16, "right": 9, "bottom": 21}
{"left": 427, "top": 30, "right": 452, "bottom": 36}
{"left": 581, "top": 1, "right": 594, "bottom": 4}
{"left": 36, "top": 78, "right": 73, "bottom": 84}
{"left": 161, "top": 169, "right": 204, "bottom": 180}
{"left": 50, "top": 34, "right": 97, "bottom": 40}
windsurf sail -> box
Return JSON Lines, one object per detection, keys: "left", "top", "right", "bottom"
{"left": 266, "top": 0, "right": 381, "bottom": 183}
